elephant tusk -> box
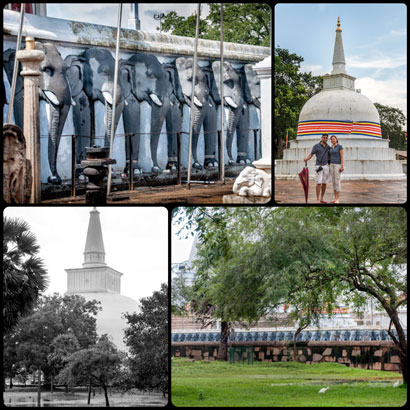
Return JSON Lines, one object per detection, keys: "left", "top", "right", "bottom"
{"left": 225, "top": 96, "right": 238, "bottom": 109}
{"left": 71, "top": 98, "right": 76, "bottom": 106}
{"left": 44, "top": 90, "right": 60, "bottom": 106}
{"left": 102, "top": 91, "right": 113, "bottom": 105}
{"left": 150, "top": 94, "right": 163, "bottom": 106}
{"left": 193, "top": 96, "right": 202, "bottom": 107}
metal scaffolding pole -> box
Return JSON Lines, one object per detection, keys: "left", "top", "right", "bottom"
{"left": 219, "top": 3, "right": 225, "bottom": 183}
{"left": 7, "top": 5, "right": 25, "bottom": 124}
{"left": 186, "top": 3, "right": 201, "bottom": 190}
{"left": 107, "top": 3, "right": 123, "bottom": 196}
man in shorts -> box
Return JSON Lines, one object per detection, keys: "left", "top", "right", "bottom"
{"left": 304, "top": 134, "right": 331, "bottom": 203}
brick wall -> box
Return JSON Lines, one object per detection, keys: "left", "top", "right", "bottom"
{"left": 171, "top": 341, "right": 402, "bottom": 373}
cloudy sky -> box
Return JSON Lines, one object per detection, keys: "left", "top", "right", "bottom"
{"left": 4, "top": 207, "right": 168, "bottom": 303}
{"left": 275, "top": 3, "right": 407, "bottom": 116}
{"left": 46, "top": 3, "right": 208, "bottom": 32}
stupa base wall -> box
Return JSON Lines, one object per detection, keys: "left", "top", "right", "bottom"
{"left": 276, "top": 136, "right": 406, "bottom": 180}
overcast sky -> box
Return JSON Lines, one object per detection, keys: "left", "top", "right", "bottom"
{"left": 275, "top": 3, "right": 407, "bottom": 116}
{"left": 4, "top": 207, "right": 168, "bottom": 303}
{"left": 46, "top": 3, "right": 209, "bottom": 33}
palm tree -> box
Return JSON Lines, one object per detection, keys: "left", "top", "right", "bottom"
{"left": 3, "top": 217, "right": 48, "bottom": 334}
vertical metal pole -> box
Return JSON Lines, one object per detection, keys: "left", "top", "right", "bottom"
{"left": 187, "top": 3, "right": 201, "bottom": 189}
{"left": 217, "top": 130, "right": 222, "bottom": 179}
{"left": 220, "top": 3, "right": 225, "bottom": 183}
{"left": 253, "top": 129, "right": 258, "bottom": 161}
{"left": 107, "top": 3, "right": 123, "bottom": 196}
{"left": 177, "top": 131, "right": 182, "bottom": 185}
{"left": 71, "top": 135, "right": 76, "bottom": 197}
{"left": 7, "top": 5, "right": 25, "bottom": 124}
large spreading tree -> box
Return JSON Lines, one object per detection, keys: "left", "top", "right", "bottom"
{"left": 123, "top": 284, "right": 168, "bottom": 396}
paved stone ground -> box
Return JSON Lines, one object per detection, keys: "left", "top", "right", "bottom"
{"left": 275, "top": 179, "right": 407, "bottom": 204}
{"left": 42, "top": 179, "right": 237, "bottom": 204}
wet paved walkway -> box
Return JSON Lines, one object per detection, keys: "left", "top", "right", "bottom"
{"left": 275, "top": 179, "right": 407, "bottom": 204}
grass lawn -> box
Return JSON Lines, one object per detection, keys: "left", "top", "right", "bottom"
{"left": 171, "top": 358, "right": 406, "bottom": 407}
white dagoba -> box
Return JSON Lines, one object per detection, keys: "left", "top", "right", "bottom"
{"left": 275, "top": 18, "right": 405, "bottom": 180}
{"left": 65, "top": 208, "right": 138, "bottom": 350}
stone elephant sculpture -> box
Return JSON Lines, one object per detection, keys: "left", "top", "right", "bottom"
{"left": 163, "top": 61, "right": 185, "bottom": 170}
{"left": 212, "top": 61, "right": 247, "bottom": 165}
{"left": 119, "top": 58, "right": 142, "bottom": 176}
{"left": 124, "top": 53, "right": 170, "bottom": 173}
{"left": 64, "top": 48, "right": 125, "bottom": 163}
{"left": 233, "top": 166, "right": 271, "bottom": 197}
{"left": 4, "top": 44, "right": 72, "bottom": 184}
{"left": 176, "top": 57, "right": 215, "bottom": 170}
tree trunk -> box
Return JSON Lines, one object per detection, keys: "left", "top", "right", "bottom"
{"left": 88, "top": 381, "right": 92, "bottom": 405}
{"left": 102, "top": 384, "right": 110, "bottom": 407}
{"left": 387, "top": 310, "right": 407, "bottom": 384}
{"left": 50, "top": 376, "right": 53, "bottom": 394}
{"left": 217, "top": 321, "right": 229, "bottom": 361}
{"left": 9, "top": 377, "right": 13, "bottom": 389}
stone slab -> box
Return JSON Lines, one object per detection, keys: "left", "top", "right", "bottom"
{"left": 223, "top": 194, "right": 271, "bottom": 204}
{"left": 274, "top": 179, "right": 407, "bottom": 204}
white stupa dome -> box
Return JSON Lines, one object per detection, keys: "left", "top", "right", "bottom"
{"left": 79, "top": 292, "right": 139, "bottom": 349}
{"left": 299, "top": 89, "right": 380, "bottom": 125}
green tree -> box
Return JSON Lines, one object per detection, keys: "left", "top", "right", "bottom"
{"left": 274, "top": 47, "right": 323, "bottom": 158}
{"left": 3, "top": 217, "right": 48, "bottom": 334}
{"left": 123, "top": 284, "right": 168, "bottom": 396}
{"left": 4, "top": 294, "right": 100, "bottom": 388}
{"left": 255, "top": 207, "right": 407, "bottom": 383}
{"left": 375, "top": 103, "right": 406, "bottom": 150}
{"left": 173, "top": 207, "right": 278, "bottom": 360}
{"left": 160, "top": 3, "right": 271, "bottom": 47}
{"left": 57, "top": 335, "right": 122, "bottom": 407}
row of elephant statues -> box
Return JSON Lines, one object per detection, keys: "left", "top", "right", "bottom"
{"left": 3, "top": 43, "right": 261, "bottom": 184}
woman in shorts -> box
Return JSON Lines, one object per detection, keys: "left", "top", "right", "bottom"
{"left": 329, "top": 135, "right": 344, "bottom": 203}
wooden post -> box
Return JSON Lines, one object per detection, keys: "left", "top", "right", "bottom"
{"left": 71, "top": 135, "right": 76, "bottom": 197}
{"left": 16, "top": 37, "right": 44, "bottom": 204}
{"left": 177, "top": 131, "right": 181, "bottom": 185}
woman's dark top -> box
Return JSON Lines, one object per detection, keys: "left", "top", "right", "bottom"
{"left": 329, "top": 144, "right": 343, "bottom": 164}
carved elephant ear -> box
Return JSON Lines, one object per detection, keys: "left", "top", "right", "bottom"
{"left": 244, "top": 64, "right": 261, "bottom": 108}
{"left": 3, "top": 48, "right": 24, "bottom": 95}
{"left": 163, "top": 61, "right": 185, "bottom": 104}
{"left": 64, "top": 55, "right": 86, "bottom": 98}
{"left": 203, "top": 64, "right": 221, "bottom": 105}
{"left": 119, "top": 60, "right": 133, "bottom": 100}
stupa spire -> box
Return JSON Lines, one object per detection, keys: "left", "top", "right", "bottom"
{"left": 331, "top": 17, "right": 347, "bottom": 74}
{"left": 83, "top": 207, "right": 106, "bottom": 267}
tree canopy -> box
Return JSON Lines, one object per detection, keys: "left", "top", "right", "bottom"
{"left": 375, "top": 102, "right": 407, "bottom": 150}
{"left": 159, "top": 4, "right": 271, "bottom": 47}
{"left": 274, "top": 47, "right": 323, "bottom": 158}
{"left": 123, "top": 284, "right": 168, "bottom": 396}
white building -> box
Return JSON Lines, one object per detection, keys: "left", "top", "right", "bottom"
{"left": 65, "top": 208, "right": 139, "bottom": 350}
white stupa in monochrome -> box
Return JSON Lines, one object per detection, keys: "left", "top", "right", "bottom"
{"left": 65, "top": 208, "right": 138, "bottom": 350}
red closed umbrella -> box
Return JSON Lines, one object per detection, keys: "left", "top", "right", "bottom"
{"left": 298, "top": 162, "right": 309, "bottom": 203}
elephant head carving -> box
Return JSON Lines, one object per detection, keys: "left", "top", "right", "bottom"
{"left": 212, "top": 61, "right": 247, "bottom": 165}
{"left": 4, "top": 44, "right": 72, "bottom": 184}
{"left": 176, "top": 57, "right": 210, "bottom": 169}
{"left": 65, "top": 48, "right": 125, "bottom": 153}
{"left": 125, "top": 53, "right": 170, "bottom": 173}
{"left": 35, "top": 42, "right": 72, "bottom": 184}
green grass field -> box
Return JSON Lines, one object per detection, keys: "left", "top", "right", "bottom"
{"left": 171, "top": 358, "right": 407, "bottom": 407}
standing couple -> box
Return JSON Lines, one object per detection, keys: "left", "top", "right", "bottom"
{"left": 304, "top": 133, "right": 344, "bottom": 203}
